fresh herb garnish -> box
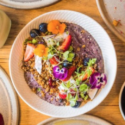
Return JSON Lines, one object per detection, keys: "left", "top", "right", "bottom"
{"left": 32, "top": 39, "right": 38, "bottom": 44}
{"left": 48, "top": 53, "right": 54, "bottom": 60}
{"left": 66, "top": 31, "right": 69, "bottom": 35}
{"left": 87, "top": 58, "right": 96, "bottom": 67}
{"left": 59, "top": 65, "right": 62, "bottom": 69}
{"left": 37, "top": 88, "right": 41, "bottom": 92}
{"left": 79, "top": 83, "right": 89, "bottom": 92}
{"left": 68, "top": 46, "right": 73, "bottom": 52}
{"left": 66, "top": 93, "right": 78, "bottom": 106}
{"left": 77, "top": 65, "right": 83, "bottom": 72}
{"left": 76, "top": 79, "right": 81, "bottom": 85}
{"left": 84, "top": 95, "right": 88, "bottom": 100}
{"left": 63, "top": 51, "right": 75, "bottom": 62}
{"left": 63, "top": 51, "right": 70, "bottom": 59}
{"left": 86, "top": 68, "right": 92, "bottom": 78}
{"left": 43, "top": 56, "right": 48, "bottom": 61}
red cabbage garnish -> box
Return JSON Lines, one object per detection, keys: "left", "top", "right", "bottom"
{"left": 90, "top": 72, "right": 107, "bottom": 89}
{"left": 53, "top": 66, "right": 68, "bottom": 80}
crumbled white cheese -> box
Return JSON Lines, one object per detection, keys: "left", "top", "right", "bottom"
{"left": 35, "top": 55, "right": 42, "bottom": 74}
{"left": 87, "top": 88, "right": 98, "bottom": 100}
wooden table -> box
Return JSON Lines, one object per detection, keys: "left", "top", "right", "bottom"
{"left": 0, "top": 0, "right": 124, "bottom": 124}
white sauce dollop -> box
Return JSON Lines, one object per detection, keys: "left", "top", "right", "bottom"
{"left": 35, "top": 55, "right": 42, "bottom": 74}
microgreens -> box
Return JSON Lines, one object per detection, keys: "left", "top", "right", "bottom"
{"left": 87, "top": 58, "right": 97, "bottom": 67}
{"left": 37, "top": 88, "right": 41, "bottom": 92}
{"left": 79, "top": 83, "right": 89, "bottom": 92}
{"left": 68, "top": 46, "right": 73, "bottom": 52}
{"left": 43, "top": 56, "right": 48, "bottom": 61}
{"left": 63, "top": 51, "right": 75, "bottom": 62}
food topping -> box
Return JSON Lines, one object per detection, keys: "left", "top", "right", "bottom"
{"left": 53, "top": 66, "right": 68, "bottom": 80}
{"left": 22, "top": 20, "right": 107, "bottom": 107}
{"left": 34, "top": 44, "right": 48, "bottom": 57}
{"left": 62, "top": 66, "right": 76, "bottom": 81}
{"left": 47, "top": 20, "right": 66, "bottom": 34}
{"left": 30, "top": 29, "right": 40, "bottom": 38}
{"left": 24, "top": 43, "right": 35, "bottom": 62}
{"left": 34, "top": 55, "right": 42, "bottom": 74}
{"left": 49, "top": 56, "right": 59, "bottom": 65}
{"left": 39, "top": 23, "right": 47, "bottom": 33}
{"left": 58, "top": 35, "right": 72, "bottom": 51}
{"left": 90, "top": 72, "right": 107, "bottom": 89}
{"left": 113, "top": 20, "right": 119, "bottom": 26}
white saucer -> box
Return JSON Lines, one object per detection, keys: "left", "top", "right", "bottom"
{"left": 0, "top": 0, "right": 59, "bottom": 9}
{"left": 0, "top": 66, "right": 19, "bottom": 125}
{"left": 37, "top": 115, "right": 112, "bottom": 125}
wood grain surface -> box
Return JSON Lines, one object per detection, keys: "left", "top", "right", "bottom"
{"left": 0, "top": 0, "right": 124, "bottom": 125}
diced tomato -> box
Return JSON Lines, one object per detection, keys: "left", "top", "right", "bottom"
{"left": 49, "top": 56, "right": 59, "bottom": 65}
{"left": 58, "top": 35, "right": 72, "bottom": 51}
{"left": 24, "top": 43, "right": 35, "bottom": 62}
{"left": 59, "top": 93, "right": 67, "bottom": 99}
{"left": 62, "top": 66, "right": 76, "bottom": 81}
{"left": 79, "top": 67, "right": 95, "bottom": 81}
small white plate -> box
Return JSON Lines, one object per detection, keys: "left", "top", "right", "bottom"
{"left": 0, "top": 66, "right": 19, "bottom": 125}
{"left": 0, "top": 0, "right": 59, "bottom": 9}
{"left": 37, "top": 115, "right": 112, "bottom": 125}
{"left": 119, "top": 82, "right": 125, "bottom": 120}
{"left": 96, "top": 0, "right": 125, "bottom": 42}
{"left": 9, "top": 10, "right": 117, "bottom": 117}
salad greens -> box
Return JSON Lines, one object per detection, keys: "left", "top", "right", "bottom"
{"left": 63, "top": 51, "right": 75, "bottom": 62}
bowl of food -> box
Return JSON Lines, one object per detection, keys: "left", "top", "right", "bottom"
{"left": 9, "top": 10, "right": 117, "bottom": 117}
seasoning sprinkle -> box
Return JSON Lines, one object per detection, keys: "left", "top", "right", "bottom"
{"left": 82, "top": 45, "right": 86, "bottom": 48}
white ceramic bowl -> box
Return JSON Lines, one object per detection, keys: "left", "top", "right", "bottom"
{"left": 9, "top": 10, "right": 117, "bottom": 117}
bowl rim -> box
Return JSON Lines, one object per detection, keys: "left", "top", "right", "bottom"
{"left": 9, "top": 10, "right": 117, "bottom": 117}
{"left": 119, "top": 82, "right": 125, "bottom": 120}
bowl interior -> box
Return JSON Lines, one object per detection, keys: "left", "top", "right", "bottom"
{"left": 9, "top": 10, "right": 117, "bottom": 117}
